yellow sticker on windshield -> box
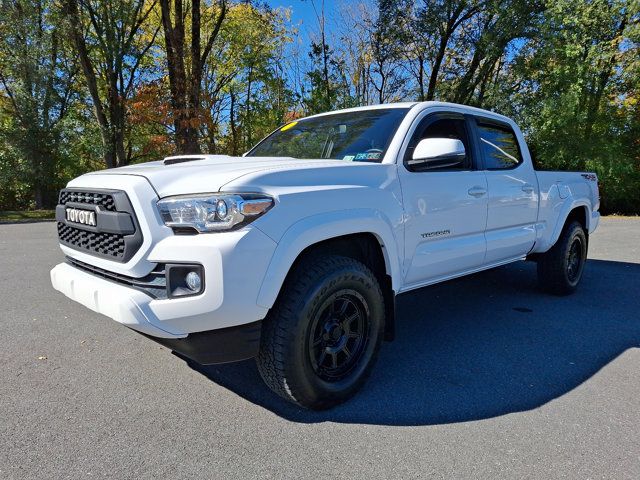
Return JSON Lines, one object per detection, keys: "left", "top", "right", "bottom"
{"left": 280, "top": 121, "right": 298, "bottom": 132}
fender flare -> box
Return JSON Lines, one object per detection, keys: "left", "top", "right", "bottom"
{"left": 548, "top": 199, "right": 592, "bottom": 249}
{"left": 256, "top": 208, "right": 402, "bottom": 309}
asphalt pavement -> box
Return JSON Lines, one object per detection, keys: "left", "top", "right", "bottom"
{"left": 1, "top": 217, "right": 639, "bottom": 479}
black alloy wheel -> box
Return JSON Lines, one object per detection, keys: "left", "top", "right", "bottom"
{"left": 566, "top": 236, "right": 584, "bottom": 284}
{"left": 308, "top": 290, "right": 371, "bottom": 382}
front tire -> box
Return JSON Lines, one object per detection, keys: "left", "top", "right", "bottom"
{"left": 537, "top": 220, "right": 588, "bottom": 295}
{"left": 256, "top": 254, "right": 385, "bottom": 410}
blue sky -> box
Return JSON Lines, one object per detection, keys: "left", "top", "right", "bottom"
{"left": 266, "top": 0, "right": 340, "bottom": 38}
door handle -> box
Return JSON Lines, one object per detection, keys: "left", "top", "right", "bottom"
{"left": 522, "top": 184, "right": 534, "bottom": 193}
{"left": 468, "top": 186, "right": 487, "bottom": 198}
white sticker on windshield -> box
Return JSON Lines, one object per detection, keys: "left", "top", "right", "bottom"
{"left": 354, "top": 152, "right": 382, "bottom": 161}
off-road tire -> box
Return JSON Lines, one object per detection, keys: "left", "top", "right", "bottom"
{"left": 256, "top": 254, "right": 385, "bottom": 410}
{"left": 537, "top": 220, "right": 588, "bottom": 295}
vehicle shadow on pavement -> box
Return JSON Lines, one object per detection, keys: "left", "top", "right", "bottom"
{"left": 182, "top": 258, "right": 640, "bottom": 426}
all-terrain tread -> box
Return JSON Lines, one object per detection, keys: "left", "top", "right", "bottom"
{"left": 256, "top": 254, "right": 383, "bottom": 408}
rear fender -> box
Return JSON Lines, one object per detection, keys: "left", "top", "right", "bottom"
{"left": 537, "top": 199, "right": 592, "bottom": 253}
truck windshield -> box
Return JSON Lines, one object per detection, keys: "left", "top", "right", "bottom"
{"left": 246, "top": 108, "right": 409, "bottom": 162}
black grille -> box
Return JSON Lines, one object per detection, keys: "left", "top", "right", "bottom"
{"left": 67, "top": 257, "right": 167, "bottom": 299}
{"left": 58, "top": 222, "right": 126, "bottom": 258}
{"left": 59, "top": 190, "right": 116, "bottom": 211}
{"left": 56, "top": 188, "right": 142, "bottom": 262}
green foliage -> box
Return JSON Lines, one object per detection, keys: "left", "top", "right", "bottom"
{"left": 0, "top": 0, "right": 638, "bottom": 214}
{"left": 64, "top": 0, "right": 160, "bottom": 168}
{"left": 505, "top": 0, "right": 640, "bottom": 214}
{"left": 0, "top": 0, "right": 77, "bottom": 208}
{"left": 203, "top": 2, "right": 297, "bottom": 153}
{"left": 304, "top": 41, "right": 355, "bottom": 114}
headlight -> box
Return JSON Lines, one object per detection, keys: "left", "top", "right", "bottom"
{"left": 157, "top": 193, "right": 274, "bottom": 232}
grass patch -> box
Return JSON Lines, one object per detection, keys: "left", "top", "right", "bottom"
{"left": 0, "top": 210, "right": 56, "bottom": 222}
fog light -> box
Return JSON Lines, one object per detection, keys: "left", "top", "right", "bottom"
{"left": 166, "top": 264, "right": 204, "bottom": 298}
{"left": 186, "top": 271, "right": 202, "bottom": 292}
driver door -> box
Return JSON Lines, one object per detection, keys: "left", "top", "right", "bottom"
{"left": 398, "top": 112, "right": 488, "bottom": 288}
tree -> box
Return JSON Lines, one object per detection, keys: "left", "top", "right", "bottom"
{"left": 368, "top": 0, "right": 410, "bottom": 103}
{"left": 64, "top": 0, "right": 159, "bottom": 169}
{"left": 159, "top": 0, "right": 227, "bottom": 153}
{"left": 447, "top": 0, "right": 544, "bottom": 105}
{"left": 303, "top": 0, "right": 333, "bottom": 111}
{"left": 506, "top": 0, "right": 639, "bottom": 213}
{"left": 0, "top": 0, "right": 76, "bottom": 207}
{"left": 1, "top": 0, "right": 639, "bottom": 215}
{"left": 336, "top": 1, "right": 375, "bottom": 105}
{"left": 416, "top": 0, "right": 485, "bottom": 101}
{"left": 304, "top": 39, "right": 353, "bottom": 113}
{"left": 210, "top": 3, "right": 294, "bottom": 152}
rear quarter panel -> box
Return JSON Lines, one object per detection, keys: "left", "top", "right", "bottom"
{"left": 532, "top": 171, "right": 600, "bottom": 253}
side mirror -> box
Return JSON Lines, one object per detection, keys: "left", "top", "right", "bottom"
{"left": 408, "top": 138, "right": 466, "bottom": 170}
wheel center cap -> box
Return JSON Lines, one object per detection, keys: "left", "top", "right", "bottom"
{"left": 331, "top": 326, "right": 342, "bottom": 341}
{"left": 325, "top": 321, "right": 343, "bottom": 342}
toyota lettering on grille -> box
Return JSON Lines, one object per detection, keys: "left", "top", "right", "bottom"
{"left": 66, "top": 207, "right": 97, "bottom": 227}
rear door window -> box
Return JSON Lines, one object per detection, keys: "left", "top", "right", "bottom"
{"left": 476, "top": 123, "right": 522, "bottom": 170}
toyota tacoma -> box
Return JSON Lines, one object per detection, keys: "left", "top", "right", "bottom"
{"left": 51, "top": 102, "right": 600, "bottom": 409}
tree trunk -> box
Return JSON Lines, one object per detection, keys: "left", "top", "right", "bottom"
{"left": 229, "top": 89, "right": 238, "bottom": 156}
{"left": 160, "top": 0, "right": 227, "bottom": 154}
{"left": 417, "top": 55, "right": 425, "bottom": 101}
{"left": 246, "top": 64, "right": 253, "bottom": 148}
{"left": 426, "top": 35, "right": 448, "bottom": 101}
{"left": 65, "top": 0, "right": 116, "bottom": 168}
{"left": 160, "top": 0, "right": 192, "bottom": 153}
{"left": 583, "top": 17, "right": 627, "bottom": 140}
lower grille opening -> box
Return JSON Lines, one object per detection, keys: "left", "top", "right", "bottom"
{"left": 67, "top": 257, "right": 167, "bottom": 299}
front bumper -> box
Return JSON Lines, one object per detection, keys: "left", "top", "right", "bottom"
{"left": 140, "top": 321, "right": 262, "bottom": 364}
{"left": 51, "top": 226, "right": 277, "bottom": 344}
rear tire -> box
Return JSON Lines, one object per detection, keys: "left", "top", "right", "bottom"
{"left": 537, "top": 220, "right": 588, "bottom": 295}
{"left": 256, "top": 254, "right": 385, "bottom": 410}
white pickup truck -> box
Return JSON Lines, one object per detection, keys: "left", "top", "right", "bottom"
{"left": 51, "top": 102, "right": 600, "bottom": 409}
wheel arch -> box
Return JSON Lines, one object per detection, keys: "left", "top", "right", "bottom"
{"left": 565, "top": 205, "right": 588, "bottom": 230}
{"left": 547, "top": 202, "right": 591, "bottom": 251}
{"left": 255, "top": 210, "right": 402, "bottom": 339}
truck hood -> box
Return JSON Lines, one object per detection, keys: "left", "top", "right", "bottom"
{"left": 85, "top": 155, "right": 349, "bottom": 197}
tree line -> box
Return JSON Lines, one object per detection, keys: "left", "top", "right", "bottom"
{"left": 0, "top": 0, "right": 638, "bottom": 213}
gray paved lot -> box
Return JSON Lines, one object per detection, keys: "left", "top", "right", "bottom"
{"left": 1, "top": 217, "right": 639, "bottom": 479}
